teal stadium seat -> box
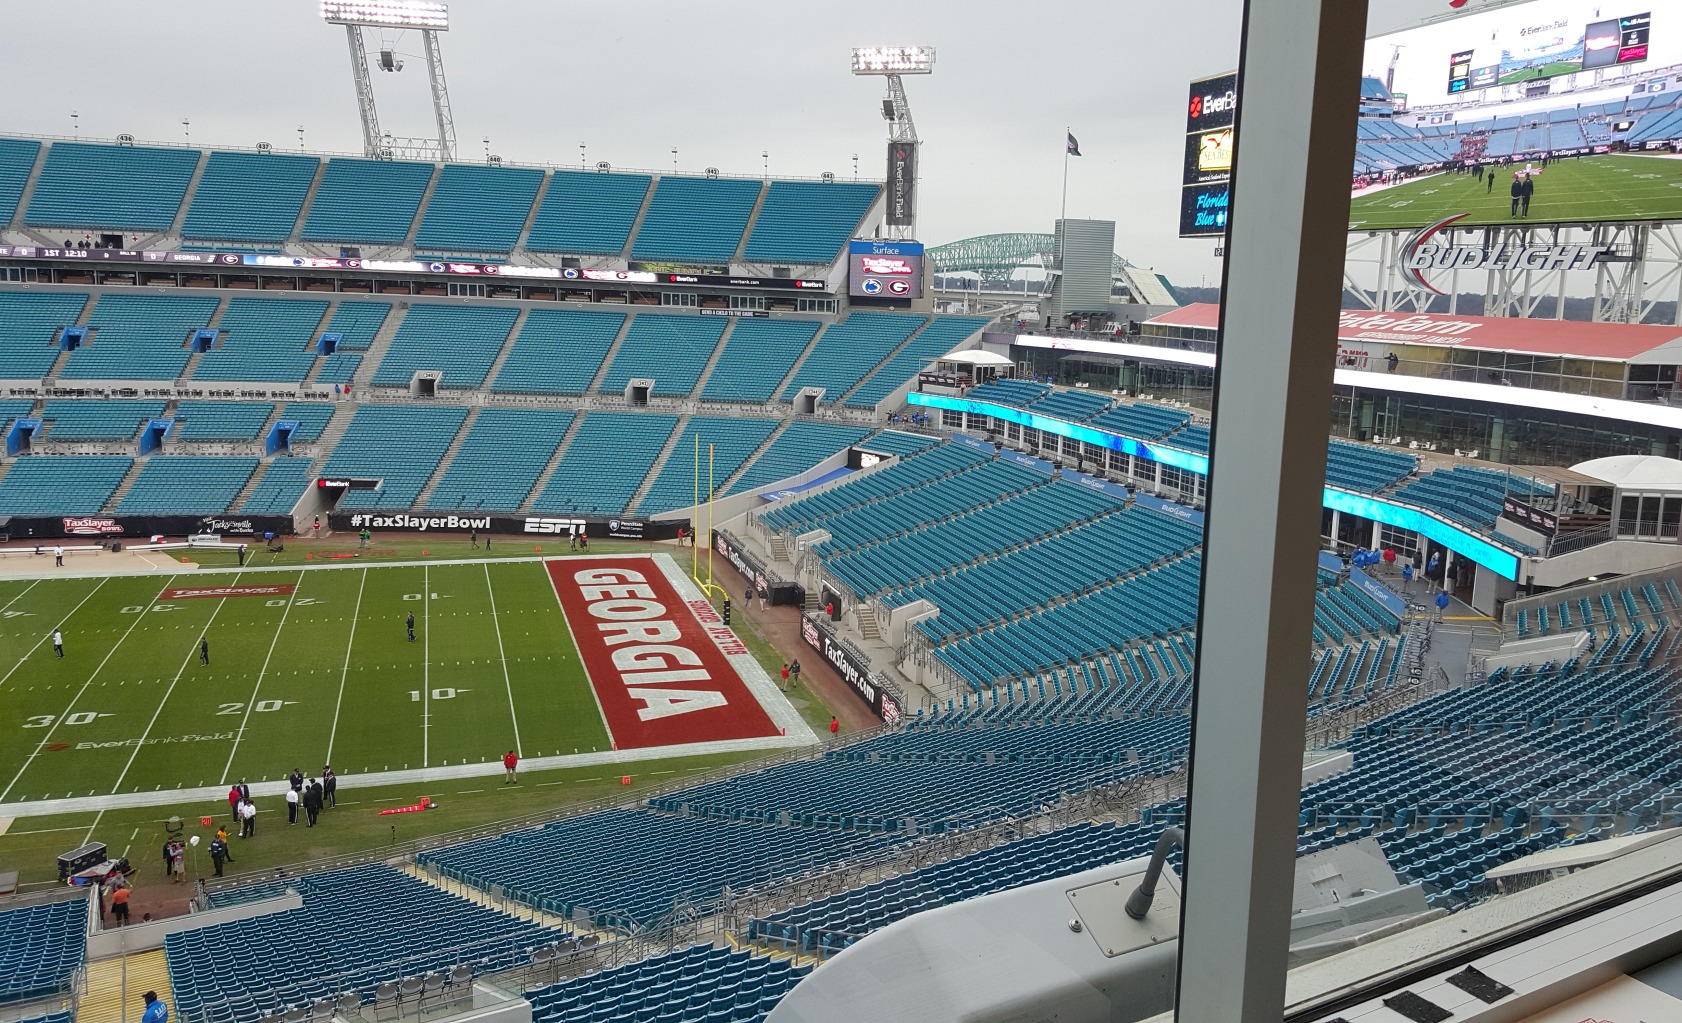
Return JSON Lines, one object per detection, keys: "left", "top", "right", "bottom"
{"left": 414, "top": 164, "right": 544, "bottom": 253}
{"left": 372, "top": 304, "right": 519, "bottom": 389}
{"left": 239, "top": 458, "right": 315, "bottom": 514}
{"left": 636, "top": 417, "right": 779, "bottom": 515}
{"left": 531, "top": 412, "right": 678, "bottom": 516}
{"left": 597, "top": 314, "right": 727, "bottom": 397}
{"left": 845, "top": 316, "right": 989, "bottom": 409}
{"left": 172, "top": 401, "right": 274, "bottom": 441}
{"left": 0, "top": 291, "right": 90, "bottom": 379}
{"left": 25, "top": 141, "right": 199, "bottom": 231}
{"left": 0, "top": 138, "right": 42, "bottom": 225}
{"left": 0, "top": 457, "right": 132, "bottom": 515}
{"left": 327, "top": 406, "right": 469, "bottom": 510}
{"left": 42, "top": 400, "right": 166, "bottom": 440}
{"left": 698, "top": 318, "right": 819, "bottom": 404}
{"left": 631, "top": 176, "right": 762, "bottom": 264}
{"left": 743, "top": 180, "right": 880, "bottom": 264}
{"left": 276, "top": 402, "right": 336, "bottom": 441}
{"left": 724, "top": 422, "right": 871, "bottom": 495}
{"left": 525, "top": 170, "right": 652, "bottom": 255}
{"left": 118, "top": 457, "right": 258, "bottom": 515}
{"left": 426, "top": 409, "right": 575, "bottom": 512}
{"left": 490, "top": 308, "right": 626, "bottom": 395}
{"left": 779, "top": 313, "right": 925, "bottom": 403}
{"left": 181, "top": 151, "right": 320, "bottom": 243}
{"left": 300, "top": 158, "right": 434, "bottom": 245}
{"left": 314, "top": 300, "right": 392, "bottom": 384}
{"left": 61, "top": 293, "right": 219, "bottom": 381}
{"left": 194, "top": 297, "right": 329, "bottom": 384}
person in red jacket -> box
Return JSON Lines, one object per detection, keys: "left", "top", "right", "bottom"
{"left": 502, "top": 749, "right": 518, "bottom": 784}
{"left": 228, "top": 784, "right": 241, "bottom": 821}
{"left": 829, "top": 716, "right": 840, "bottom": 738}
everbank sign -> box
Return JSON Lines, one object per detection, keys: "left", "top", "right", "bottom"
{"left": 1337, "top": 310, "right": 1483, "bottom": 346}
{"left": 1400, "top": 214, "right": 1609, "bottom": 295}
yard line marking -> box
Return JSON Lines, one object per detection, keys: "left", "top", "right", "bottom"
{"left": 219, "top": 571, "right": 307, "bottom": 784}
{"left": 0, "top": 578, "right": 109, "bottom": 692}
{"left": 107, "top": 573, "right": 242, "bottom": 797}
{"left": 0, "top": 577, "right": 169, "bottom": 802}
{"left": 422, "top": 565, "right": 430, "bottom": 768}
{"left": 80, "top": 808, "right": 103, "bottom": 846}
{"left": 483, "top": 563, "right": 523, "bottom": 757}
{"left": 0, "top": 579, "right": 39, "bottom": 615}
{"left": 324, "top": 568, "right": 368, "bottom": 765}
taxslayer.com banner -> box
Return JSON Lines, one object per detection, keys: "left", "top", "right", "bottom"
{"left": 1, "top": 514, "right": 293, "bottom": 540}
{"left": 545, "top": 557, "right": 780, "bottom": 749}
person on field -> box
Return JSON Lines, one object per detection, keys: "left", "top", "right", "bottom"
{"left": 469, "top": 529, "right": 477, "bottom": 549}
{"left": 289, "top": 768, "right": 304, "bottom": 794}
{"left": 790, "top": 659, "right": 800, "bottom": 687}
{"left": 240, "top": 798, "right": 256, "bottom": 838}
{"left": 1520, "top": 173, "right": 1535, "bottom": 217}
{"left": 54, "top": 545, "right": 63, "bottom": 567}
{"left": 200, "top": 637, "right": 210, "bottom": 665}
{"left": 407, "top": 611, "right": 416, "bottom": 643}
{"left": 162, "top": 837, "right": 173, "bottom": 876}
{"left": 503, "top": 749, "right": 518, "bottom": 784}
{"left": 322, "top": 765, "right": 337, "bottom": 808}
{"left": 236, "top": 778, "right": 250, "bottom": 804}
{"left": 829, "top": 716, "right": 840, "bottom": 738}
{"left": 285, "top": 785, "right": 299, "bottom": 825}
{"left": 142, "top": 991, "right": 168, "bottom": 1023}
{"left": 1509, "top": 172, "right": 1523, "bottom": 217}
{"left": 303, "top": 779, "right": 322, "bottom": 827}
{"left": 53, "top": 629, "right": 63, "bottom": 658}
{"left": 780, "top": 663, "right": 790, "bottom": 691}
{"left": 209, "top": 835, "right": 230, "bottom": 877}
{"left": 228, "top": 785, "right": 241, "bottom": 820}
{"left": 169, "top": 841, "right": 185, "bottom": 883}
{"left": 110, "top": 883, "right": 130, "bottom": 925}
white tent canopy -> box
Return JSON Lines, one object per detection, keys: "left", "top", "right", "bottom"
{"left": 1571, "top": 454, "right": 1682, "bottom": 495}
{"left": 935, "top": 349, "right": 1014, "bottom": 367}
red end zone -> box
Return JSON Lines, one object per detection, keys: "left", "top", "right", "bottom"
{"left": 545, "top": 558, "right": 780, "bottom": 749}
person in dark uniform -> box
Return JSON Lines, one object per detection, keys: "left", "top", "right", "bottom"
{"left": 406, "top": 611, "right": 415, "bottom": 642}
{"left": 1509, "top": 173, "right": 1522, "bottom": 217}
{"left": 1519, "top": 173, "right": 1534, "bottom": 217}
{"left": 200, "top": 637, "right": 210, "bottom": 665}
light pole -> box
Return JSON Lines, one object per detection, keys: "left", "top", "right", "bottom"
{"left": 320, "top": 0, "right": 456, "bottom": 161}
{"left": 852, "top": 46, "right": 935, "bottom": 239}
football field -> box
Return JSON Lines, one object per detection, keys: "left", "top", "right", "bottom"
{"left": 1348, "top": 153, "right": 1682, "bottom": 231}
{"left": 0, "top": 554, "right": 798, "bottom": 807}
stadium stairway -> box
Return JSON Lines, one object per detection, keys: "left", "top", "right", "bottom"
{"left": 625, "top": 414, "right": 691, "bottom": 515}
{"left": 509, "top": 172, "right": 554, "bottom": 254}
{"left": 832, "top": 319, "right": 937, "bottom": 408}
{"left": 77, "top": 949, "right": 172, "bottom": 1023}
{"left": 101, "top": 458, "right": 148, "bottom": 514}
{"left": 715, "top": 420, "right": 791, "bottom": 496}
{"left": 684, "top": 318, "right": 739, "bottom": 398}
{"left": 411, "top": 408, "right": 481, "bottom": 509}
{"left": 396, "top": 862, "right": 575, "bottom": 933}
{"left": 163, "top": 150, "right": 212, "bottom": 241}
{"left": 479, "top": 307, "right": 532, "bottom": 392}
{"left": 284, "top": 160, "right": 330, "bottom": 249}
{"left": 402, "top": 168, "right": 443, "bottom": 250}
{"left": 175, "top": 294, "right": 235, "bottom": 383}
{"left": 41, "top": 299, "right": 98, "bottom": 385}
{"left": 766, "top": 323, "right": 830, "bottom": 402}
{"left": 351, "top": 304, "right": 408, "bottom": 387}
{"left": 8, "top": 143, "right": 49, "bottom": 239}
{"left": 729, "top": 183, "right": 772, "bottom": 264}
{"left": 579, "top": 317, "right": 637, "bottom": 395}
{"left": 518, "top": 415, "right": 587, "bottom": 515}
{"left": 308, "top": 404, "right": 357, "bottom": 467}
{"left": 617, "top": 182, "right": 659, "bottom": 260}
{"left": 228, "top": 459, "right": 277, "bottom": 513}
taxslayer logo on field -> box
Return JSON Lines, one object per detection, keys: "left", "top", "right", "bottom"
{"left": 545, "top": 558, "right": 779, "bottom": 749}
{"left": 159, "top": 585, "right": 297, "bottom": 600}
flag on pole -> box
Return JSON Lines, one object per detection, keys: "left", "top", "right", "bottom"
{"left": 1066, "top": 132, "right": 1082, "bottom": 157}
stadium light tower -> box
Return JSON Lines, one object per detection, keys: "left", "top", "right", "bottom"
{"left": 320, "top": 0, "right": 458, "bottom": 162}
{"left": 852, "top": 46, "right": 934, "bottom": 240}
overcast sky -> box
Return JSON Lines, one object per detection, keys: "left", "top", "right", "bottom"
{"left": 1, "top": 0, "right": 1450, "bottom": 286}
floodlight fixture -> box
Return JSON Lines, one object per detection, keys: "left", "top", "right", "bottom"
{"left": 321, "top": 0, "right": 449, "bottom": 30}
{"left": 851, "top": 46, "right": 935, "bottom": 75}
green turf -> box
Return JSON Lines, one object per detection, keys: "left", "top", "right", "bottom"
{"left": 0, "top": 559, "right": 616, "bottom": 803}
{"left": 1347, "top": 154, "right": 1682, "bottom": 231}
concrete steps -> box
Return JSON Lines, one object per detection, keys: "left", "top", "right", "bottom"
{"left": 166, "top": 149, "right": 213, "bottom": 238}
{"left": 353, "top": 303, "right": 409, "bottom": 388}
{"left": 102, "top": 457, "right": 148, "bottom": 514}
{"left": 767, "top": 320, "right": 831, "bottom": 404}
{"left": 399, "top": 862, "right": 571, "bottom": 931}
{"left": 77, "top": 948, "right": 173, "bottom": 1023}
{"left": 287, "top": 158, "right": 330, "bottom": 247}
{"left": 8, "top": 141, "right": 50, "bottom": 232}
{"left": 308, "top": 403, "right": 358, "bottom": 470}
{"left": 624, "top": 415, "right": 690, "bottom": 516}
{"left": 519, "top": 413, "right": 587, "bottom": 514}
{"left": 412, "top": 407, "right": 481, "bottom": 508}
{"left": 685, "top": 318, "right": 737, "bottom": 399}
{"left": 480, "top": 307, "right": 530, "bottom": 392}
{"left": 230, "top": 460, "right": 274, "bottom": 514}
{"left": 730, "top": 181, "right": 771, "bottom": 264}
{"left": 580, "top": 315, "right": 636, "bottom": 396}
{"left": 403, "top": 166, "right": 443, "bottom": 249}
{"left": 715, "top": 419, "right": 788, "bottom": 497}
{"left": 510, "top": 172, "right": 554, "bottom": 257}
{"left": 834, "top": 315, "right": 932, "bottom": 406}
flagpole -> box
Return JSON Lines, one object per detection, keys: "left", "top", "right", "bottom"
{"left": 1061, "top": 125, "right": 1070, "bottom": 224}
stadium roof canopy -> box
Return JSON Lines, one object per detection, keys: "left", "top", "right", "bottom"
{"left": 1146, "top": 303, "right": 1682, "bottom": 364}
{"left": 928, "top": 233, "right": 1133, "bottom": 276}
{"left": 938, "top": 350, "right": 1013, "bottom": 367}
{"left": 1571, "top": 455, "right": 1682, "bottom": 494}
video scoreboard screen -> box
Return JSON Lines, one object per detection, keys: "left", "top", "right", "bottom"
{"left": 848, "top": 240, "right": 925, "bottom": 299}
{"left": 1179, "top": 71, "right": 1236, "bottom": 238}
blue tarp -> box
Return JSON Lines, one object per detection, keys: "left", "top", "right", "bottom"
{"left": 760, "top": 467, "right": 853, "bottom": 502}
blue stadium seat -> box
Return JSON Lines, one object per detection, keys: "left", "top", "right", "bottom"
{"left": 42, "top": 400, "right": 167, "bottom": 440}
{"left": 725, "top": 422, "right": 872, "bottom": 495}
{"left": 426, "top": 409, "right": 574, "bottom": 512}
{"left": 0, "top": 138, "right": 43, "bottom": 226}
{"left": 598, "top": 314, "right": 727, "bottom": 397}
{"left": 118, "top": 457, "right": 259, "bottom": 514}
{"left": 327, "top": 406, "right": 469, "bottom": 509}
{"left": 194, "top": 298, "right": 329, "bottom": 384}
{"left": 181, "top": 151, "right": 320, "bottom": 242}
{"left": 62, "top": 293, "right": 220, "bottom": 381}
{"left": 530, "top": 412, "right": 678, "bottom": 515}
{"left": 844, "top": 317, "right": 988, "bottom": 409}
{"left": 0, "top": 291, "right": 90, "bottom": 379}
{"left": 372, "top": 305, "right": 520, "bottom": 389}
{"left": 0, "top": 457, "right": 132, "bottom": 515}
{"left": 743, "top": 181, "right": 880, "bottom": 264}
{"left": 172, "top": 401, "right": 274, "bottom": 441}
{"left": 26, "top": 142, "right": 199, "bottom": 231}
{"left": 699, "top": 318, "right": 820, "bottom": 403}
{"left": 631, "top": 176, "right": 762, "bottom": 263}
{"left": 636, "top": 416, "right": 780, "bottom": 515}
{"left": 780, "top": 314, "right": 925, "bottom": 403}
{"left": 414, "top": 164, "right": 544, "bottom": 253}
{"left": 300, "top": 158, "right": 434, "bottom": 245}
{"left": 0, "top": 899, "right": 86, "bottom": 1004}
{"left": 525, "top": 170, "right": 652, "bottom": 255}
{"left": 240, "top": 458, "right": 315, "bottom": 514}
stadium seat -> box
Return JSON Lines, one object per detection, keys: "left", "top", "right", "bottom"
{"left": 25, "top": 141, "right": 199, "bottom": 231}
{"left": 182, "top": 151, "right": 320, "bottom": 242}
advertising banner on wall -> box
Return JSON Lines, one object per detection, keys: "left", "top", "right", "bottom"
{"left": 1180, "top": 70, "right": 1236, "bottom": 238}
{"left": 800, "top": 613, "right": 900, "bottom": 722}
{"left": 2, "top": 514, "right": 294, "bottom": 540}
{"left": 886, "top": 141, "right": 918, "bottom": 226}
{"left": 325, "top": 512, "right": 682, "bottom": 540}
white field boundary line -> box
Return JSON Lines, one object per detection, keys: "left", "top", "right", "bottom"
{"left": 655, "top": 552, "right": 816, "bottom": 744}
{"left": 541, "top": 557, "right": 618, "bottom": 751}
{"left": 423, "top": 564, "right": 430, "bottom": 767}
{"left": 0, "top": 577, "right": 108, "bottom": 692}
{"left": 324, "top": 567, "right": 369, "bottom": 765}
{"left": 107, "top": 572, "right": 244, "bottom": 796}
{"left": 484, "top": 562, "right": 523, "bottom": 758}
{"left": 219, "top": 570, "right": 308, "bottom": 784}
{"left": 0, "top": 733, "right": 809, "bottom": 818}
{"left": 0, "top": 576, "right": 176, "bottom": 802}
